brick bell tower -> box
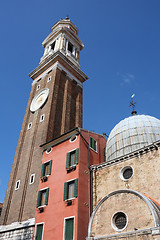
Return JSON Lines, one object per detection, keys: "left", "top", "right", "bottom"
{"left": 0, "top": 17, "right": 88, "bottom": 226}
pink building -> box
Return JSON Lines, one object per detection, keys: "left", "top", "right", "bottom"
{"left": 34, "top": 128, "right": 106, "bottom": 240}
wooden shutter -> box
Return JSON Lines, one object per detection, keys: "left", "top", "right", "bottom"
{"left": 93, "top": 139, "right": 97, "bottom": 151}
{"left": 65, "top": 218, "right": 74, "bottom": 240}
{"left": 49, "top": 160, "right": 52, "bottom": 175}
{"left": 64, "top": 182, "right": 68, "bottom": 200}
{"left": 90, "top": 137, "right": 92, "bottom": 148}
{"left": 45, "top": 188, "right": 49, "bottom": 205}
{"left": 75, "top": 149, "right": 79, "bottom": 164}
{"left": 92, "top": 138, "right": 94, "bottom": 149}
{"left": 74, "top": 179, "right": 78, "bottom": 198}
{"left": 37, "top": 191, "right": 41, "bottom": 208}
{"left": 36, "top": 224, "right": 43, "bottom": 240}
{"left": 41, "top": 163, "right": 45, "bottom": 178}
{"left": 66, "top": 152, "right": 70, "bottom": 169}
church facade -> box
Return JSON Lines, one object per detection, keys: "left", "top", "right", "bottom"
{"left": 87, "top": 115, "right": 160, "bottom": 240}
{"left": 0, "top": 18, "right": 160, "bottom": 240}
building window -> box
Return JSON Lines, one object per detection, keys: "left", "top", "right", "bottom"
{"left": 36, "top": 85, "right": 40, "bottom": 91}
{"left": 28, "top": 122, "right": 32, "bottom": 130}
{"left": 40, "top": 114, "right": 45, "bottom": 122}
{"left": 37, "top": 188, "right": 49, "bottom": 207}
{"left": 35, "top": 223, "right": 44, "bottom": 240}
{"left": 15, "top": 180, "right": 20, "bottom": 190}
{"left": 112, "top": 212, "right": 128, "bottom": 231}
{"left": 64, "top": 218, "right": 74, "bottom": 240}
{"left": 68, "top": 42, "right": 73, "bottom": 53}
{"left": 69, "top": 135, "right": 77, "bottom": 143}
{"left": 68, "top": 181, "right": 74, "bottom": 199}
{"left": 47, "top": 76, "right": 51, "bottom": 82}
{"left": 66, "top": 149, "right": 79, "bottom": 169}
{"left": 90, "top": 137, "right": 97, "bottom": 152}
{"left": 51, "top": 41, "right": 55, "bottom": 50}
{"left": 29, "top": 174, "right": 35, "bottom": 184}
{"left": 41, "top": 160, "right": 52, "bottom": 178}
{"left": 120, "top": 166, "right": 133, "bottom": 181}
{"left": 64, "top": 179, "right": 78, "bottom": 200}
{"left": 46, "top": 147, "right": 52, "bottom": 154}
{"left": 0, "top": 206, "right": 2, "bottom": 216}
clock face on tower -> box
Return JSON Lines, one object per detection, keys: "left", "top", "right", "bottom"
{"left": 30, "top": 88, "right": 49, "bottom": 112}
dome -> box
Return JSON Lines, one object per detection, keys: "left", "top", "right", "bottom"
{"left": 106, "top": 115, "right": 160, "bottom": 161}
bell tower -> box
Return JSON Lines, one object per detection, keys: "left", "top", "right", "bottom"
{"left": 0, "top": 17, "right": 88, "bottom": 226}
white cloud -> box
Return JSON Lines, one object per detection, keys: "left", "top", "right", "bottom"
{"left": 117, "top": 73, "right": 135, "bottom": 86}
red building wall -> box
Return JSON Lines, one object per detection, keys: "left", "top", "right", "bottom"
{"left": 78, "top": 130, "right": 106, "bottom": 240}
{"left": 34, "top": 129, "right": 106, "bottom": 240}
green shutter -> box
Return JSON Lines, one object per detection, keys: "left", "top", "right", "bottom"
{"left": 41, "top": 163, "right": 45, "bottom": 178}
{"left": 36, "top": 224, "right": 43, "bottom": 240}
{"left": 37, "top": 191, "right": 41, "bottom": 208}
{"left": 92, "top": 138, "right": 94, "bottom": 149}
{"left": 90, "top": 137, "right": 97, "bottom": 151}
{"left": 75, "top": 148, "right": 79, "bottom": 165}
{"left": 66, "top": 152, "right": 70, "bottom": 169}
{"left": 64, "top": 182, "right": 68, "bottom": 200}
{"left": 65, "top": 218, "right": 74, "bottom": 240}
{"left": 90, "top": 137, "right": 92, "bottom": 148}
{"left": 45, "top": 188, "right": 49, "bottom": 205}
{"left": 94, "top": 140, "right": 97, "bottom": 151}
{"left": 49, "top": 160, "right": 52, "bottom": 175}
{"left": 74, "top": 179, "right": 78, "bottom": 198}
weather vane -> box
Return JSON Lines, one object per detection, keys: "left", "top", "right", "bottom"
{"left": 130, "top": 94, "right": 137, "bottom": 115}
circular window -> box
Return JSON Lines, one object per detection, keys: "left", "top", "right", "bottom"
{"left": 46, "top": 147, "right": 52, "bottom": 154}
{"left": 70, "top": 135, "right": 77, "bottom": 143}
{"left": 120, "top": 166, "right": 133, "bottom": 181}
{"left": 112, "top": 212, "right": 128, "bottom": 231}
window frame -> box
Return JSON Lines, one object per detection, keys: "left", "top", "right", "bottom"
{"left": 15, "top": 180, "right": 20, "bottom": 190}
{"left": 66, "top": 148, "right": 79, "bottom": 169}
{"left": 51, "top": 41, "right": 56, "bottom": 51}
{"left": 36, "top": 85, "right": 40, "bottom": 91}
{"left": 68, "top": 42, "right": 74, "bottom": 54}
{"left": 111, "top": 211, "right": 128, "bottom": 232}
{"left": 29, "top": 173, "right": 35, "bottom": 185}
{"left": 64, "top": 179, "right": 78, "bottom": 201}
{"left": 45, "top": 147, "right": 52, "bottom": 154}
{"left": 28, "top": 122, "right": 32, "bottom": 130}
{"left": 68, "top": 181, "right": 75, "bottom": 199}
{"left": 90, "top": 137, "right": 97, "bottom": 152}
{"left": 69, "top": 135, "right": 77, "bottom": 143}
{"left": 41, "top": 160, "right": 52, "bottom": 178}
{"left": 47, "top": 76, "right": 51, "bottom": 83}
{"left": 37, "top": 187, "right": 49, "bottom": 208}
{"left": 120, "top": 166, "right": 134, "bottom": 181}
{"left": 40, "top": 114, "right": 45, "bottom": 122}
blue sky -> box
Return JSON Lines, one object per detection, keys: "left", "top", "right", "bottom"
{"left": 0, "top": 0, "right": 160, "bottom": 202}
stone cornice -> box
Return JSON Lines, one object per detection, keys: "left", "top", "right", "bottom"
{"left": 51, "top": 19, "right": 78, "bottom": 35}
{"left": 0, "top": 218, "right": 35, "bottom": 233}
{"left": 86, "top": 227, "right": 159, "bottom": 239}
{"left": 91, "top": 140, "right": 160, "bottom": 171}
{"left": 29, "top": 50, "right": 88, "bottom": 83}
{"left": 32, "top": 62, "right": 83, "bottom": 88}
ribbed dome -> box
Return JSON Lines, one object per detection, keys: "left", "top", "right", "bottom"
{"left": 106, "top": 115, "right": 160, "bottom": 161}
